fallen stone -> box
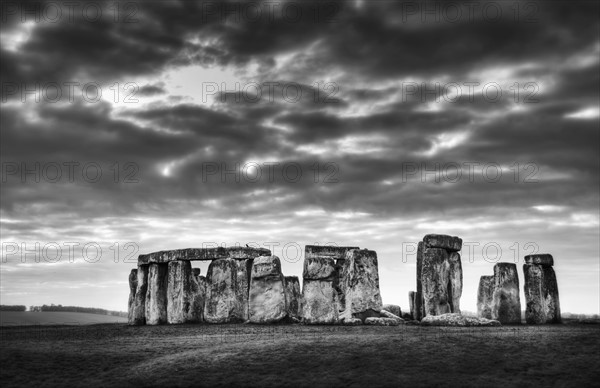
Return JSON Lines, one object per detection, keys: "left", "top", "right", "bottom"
{"left": 340, "top": 249, "right": 383, "bottom": 320}
{"left": 421, "top": 313, "right": 501, "bottom": 327}
{"left": 284, "top": 276, "right": 301, "bottom": 319}
{"left": 524, "top": 254, "right": 554, "bottom": 267}
{"left": 379, "top": 309, "right": 405, "bottom": 323}
{"left": 448, "top": 252, "right": 463, "bottom": 314}
{"left": 421, "top": 247, "right": 451, "bottom": 317}
{"left": 127, "top": 269, "right": 138, "bottom": 324}
{"left": 303, "top": 256, "right": 336, "bottom": 280}
{"left": 382, "top": 304, "right": 402, "bottom": 318}
{"left": 342, "top": 317, "right": 363, "bottom": 325}
{"left": 492, "top": 263, "right": 521, "bottom": 324}
{"left": 423, "top": 234, "right": 462, "bottom": 252}
{"left": 477, "top": 275, "right": 494, "bottom": 320}
{"left": 204, "top": 258, "right": 242, "bottom": 323}
{"left": 249, "top": 256, "right": 287, "bottom": 323}
{"left": 365, "top": 317, "right": 400, "bottom": 326}
{"left": 301, "top": 279, "right": 340, "bottom": 324}
{"left": 145, "top": 263, "right": 168, "bottom": 325}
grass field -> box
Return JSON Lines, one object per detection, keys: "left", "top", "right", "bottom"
{"left": 0, "top": 311, "right": 128, "bottom": 326}
{"left": 1, "top": 323, "right": 599, "bottom": 387}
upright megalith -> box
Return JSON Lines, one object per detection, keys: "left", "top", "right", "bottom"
{"left": 416, "top": 234, "right": 462, "bottom": 319}
{"left": 301, "top": 255, "right": 340, "bottom": 324}
{"left": 167, "top": 261, "right": 201, "bottom": 324}
{"left": 127, "top": 269, "right": 138, "bottom": 324}
{"left": 477, "top": 275, "right": 494, "bottom": 320}
{"left": 235, "top": 259, "right": 254, "bottom": 321}
{"left": 145, "top": 263, "right": 168, "bottom": 325}
{"left": 130, "top": 265, "right": 148, "bottom": 325}
{"left": 204, "top": 258, "right": 242, "bottom": 323}
{"left": 492, "top": 263, "right": 521, "bottom": 324}
{"left": 409, "top": 291, "right": 416, "bottom": 320}
{"left": 284, "top": 276, "right": 301, "bottom": 319}
{"left": 190, "top": 268, "right": 205, "bottom": 322}
{"left": 524, "top": 254, "right": 561, "bottom": 324}
{"left": 341, "top": 249, "right": 383, "bottom": 321}
{"left": 249, "top": 256, "right": 287, "bottom": 323}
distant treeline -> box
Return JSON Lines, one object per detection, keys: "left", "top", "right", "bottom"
{"left": 0, "top": 305, "right": 27, "bottom": 311}
{"left": 28, "top": 304, "right": 127, "bottom": 317}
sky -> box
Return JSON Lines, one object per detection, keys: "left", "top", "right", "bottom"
{"left": 0, "top": 0, "right": 598, "bottom": 315}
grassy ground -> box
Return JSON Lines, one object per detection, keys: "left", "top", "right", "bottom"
{"left": 1, "top": 311, "right": 128, "bottom": 326}
{"left": 1, "top": 323, "right": 599, "bottom": 387}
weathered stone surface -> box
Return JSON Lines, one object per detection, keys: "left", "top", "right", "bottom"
{"left": 204, "top": 258, "right": 242, "bottom": 323}
{"left": 127, "top": 269, "right": 138, "bottom": 324}
{"left": 524, "top": 264, "right": 561, "bottom": 324}
{"left": 421, "top": 248, "right": 451, "bottom": 317}
{"left": 235, "top": 259, "right": 253, "bottom": 320}
{"left": 284, "top": 276, "right": 301, "bottom": 319}
{"left": 380, "top": 309, "right": 404, "bottom": 323}
{"left": 365, "top": 317, "right": 400, "bottom": 326}
{"left": 382, "top": 304, "right": 402, "bottom": 318}
{"left": 190, "top": 273, "right": 206, "bottom": 322}
{"left": 342, "top": 317, "right": 363, "bottom": 325}
{"left": 492, "top": 263, "right": 521, "bottom": 324}
{"left": 303, "top": 256, "right": 336, "bottom": 280}
{"left": 423, "top": 234, "right": 462, "bottom": 252}
{"left": 333, "top": 259, "right": 346, "bottom": 311}
{"left": 409, "top": 292, "right": 416, "bottom": 320}
{"left": 301, "top": 279, "right": 340, "bottom": 324}
{"left": 341, "top": 249, "right": 383, "bottom": 320}
{"left": 477, "top": 275, "right": 494, "bottom": 320}
{"left": 448, "top": 252, "right": 463, "bottom": 314}
{"left": 421, "top": 313, "right": 501, "bottom": 327}
{"left": 166, "top": 261, "right": 201, "bottom": 324}
{"left": 130, "top": 265, "right": 148, "bottom": 325}
{"left": 145, "top": 263, "right": 168, "bottom": 325}
{"left": 139, "top": 247, "right": 271, "bottom": 265}
{"left": 249, "top": 256, "right": 287, "bottom": 323}
{"left": 415, "top": 242, "right": 424, "bottom": 321}
{"left": 524, "top": 254, "right": 554, "bottom": 267}
{"left": 193, "top": 268, "right": 200, "bottom": 277}
{"left": 305, "top": 245, "right": 360, "bottom": 259}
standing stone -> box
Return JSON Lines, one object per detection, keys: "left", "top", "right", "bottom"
{"left": 145, "top": 263, "right": 168, "bottom": 325}
{"left": 421, "top": 247, "right": 451, "bottom": 317}
{"left": 333, "top": 259, "right": 346, "bottom": 311}
{"left": 204, "top": 258, "right": 241, "bottom": 323}
{"left": 409, "top": 291, "right": 416, "bottom": 320}
{"left": 301, "top": 255, "right": 340, "bottom": 324}
{"left": 301, "top": 280, "right": 340, "bottom": 324}
{"left": 341, "top": 249, "right": 383, "bottom": 321}
{"left": 167, "top": 261, "right": 199, "bottom": 324}
{"left": 448, "top": 252, "right": 463, "bottom": 314}
{"left": 190, "top": 269, "right": 205, "bottom": 322}
{"left": 524, "top": 254, "right": 561, "bottom": 324}
{"left": 235, "top": 259, "right": 254, "bottom": 321}
{"left": 248, "top": 256, "right": 287, "bottom": 323}
{"left": 415, "top": 242, "right": 424, "bottom": 320}
{"left": 284, "top": 276, "right": 301, "bottom": 319}
{"left": 477, "top": 275, "right": 494, "bottom": 320}
{"left": 492, "top": 263, "right": 521, "bottom": 324}
{"left": 127, "top": 269, "right": 138, "bottom": 324}
{"left": 130, "top": 265, "right": 148, "bottom": 325}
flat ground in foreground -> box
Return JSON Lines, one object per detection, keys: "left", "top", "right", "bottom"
{"left": 1, "top": 323, "right": 599, "bottom": 387}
